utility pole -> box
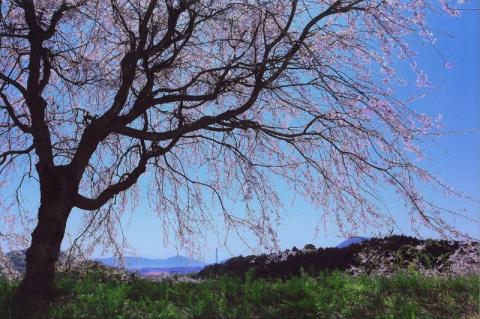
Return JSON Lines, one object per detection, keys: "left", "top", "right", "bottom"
{"left": 216, "top": 248, "right": 218, "bottom": 264}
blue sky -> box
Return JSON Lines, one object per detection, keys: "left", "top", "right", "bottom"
{"left": 7, "top": 8, "right": 478, "bottom": 263}
{"left": 66, "top": 9, "right": 479, "bottom": 263}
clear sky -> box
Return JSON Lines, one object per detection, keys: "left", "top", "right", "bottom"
{"left": 18, "top": 8, "right": 479, "bottom": 263}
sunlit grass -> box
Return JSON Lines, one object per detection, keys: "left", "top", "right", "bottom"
{"left": 1, "top": 271, "right": 478, "bottom": 318}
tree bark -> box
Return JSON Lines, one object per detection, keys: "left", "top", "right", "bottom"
{"left": 12, "top": 165, "right": 76, "bottom": 317}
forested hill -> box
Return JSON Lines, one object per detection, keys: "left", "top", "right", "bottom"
{"left": 198, "top": 236, "right": 479, "bottom": 279}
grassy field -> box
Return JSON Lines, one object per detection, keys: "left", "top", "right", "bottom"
{"left": 1, "top": 271, "right": 478, "bottom": 318}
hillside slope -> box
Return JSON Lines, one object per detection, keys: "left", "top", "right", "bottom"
{"left": 198, "top": 236, "right": 479, "bottom": 279}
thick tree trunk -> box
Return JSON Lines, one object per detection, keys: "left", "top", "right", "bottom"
{"left": 11, "top": 165, "right": 76, "bottom": 317}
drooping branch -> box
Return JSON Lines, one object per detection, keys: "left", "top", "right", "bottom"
{"left": 0, "top": 0, "right": 473, "bottom": 259}
{"left": 74, "top": 133, "right": 180, "bottom": 211}
{"left": 0, "top": 92, "right": 31, "bottom": 133}
{"left": 0, "top": 144, "right": 34, "bottom": 167}
{"left": 74, "top": 154, "right": 149, "bottom": 211}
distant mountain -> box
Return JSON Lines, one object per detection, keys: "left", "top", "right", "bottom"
{"left": 95, "top": 255, "right": 204, "bottom": 270}
{"left": 336, "top": 237, "right": 370, "bottom": 248}
{"left": 1, "top": 250, "right": 205, "bottom": 279}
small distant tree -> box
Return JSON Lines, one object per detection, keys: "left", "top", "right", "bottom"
{"left": 0, "top": 0, "right": 471, "bottom": 312}
{"left": 304, "top": 244, "right": 316, "bottom": 250}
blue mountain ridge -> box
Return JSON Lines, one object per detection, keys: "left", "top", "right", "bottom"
{"left": 335, "top": 237, "right": 370, "bottom": 248}
{"left": 96, "top": 238, "right": 369, "bottom": 271}
{"left": 3, "top": 238, "right": 367, "bottom": 277}
{"left": 95, "top": 255, "right": 204, "bottom": 270}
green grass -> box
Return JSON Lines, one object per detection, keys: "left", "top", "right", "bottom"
{"left": 1, "top": 271, "right": 478, "bottom": 318}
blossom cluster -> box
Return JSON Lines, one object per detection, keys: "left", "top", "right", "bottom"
{"left": 349, "top": 241, "right": 479, "bottom": 277}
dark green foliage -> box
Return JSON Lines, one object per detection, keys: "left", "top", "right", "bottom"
{"left": 1, "top": 270, "right": 478, "bottom": 318}
{"left": 197, "top": 235, "right": 469, "bottom": 279}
